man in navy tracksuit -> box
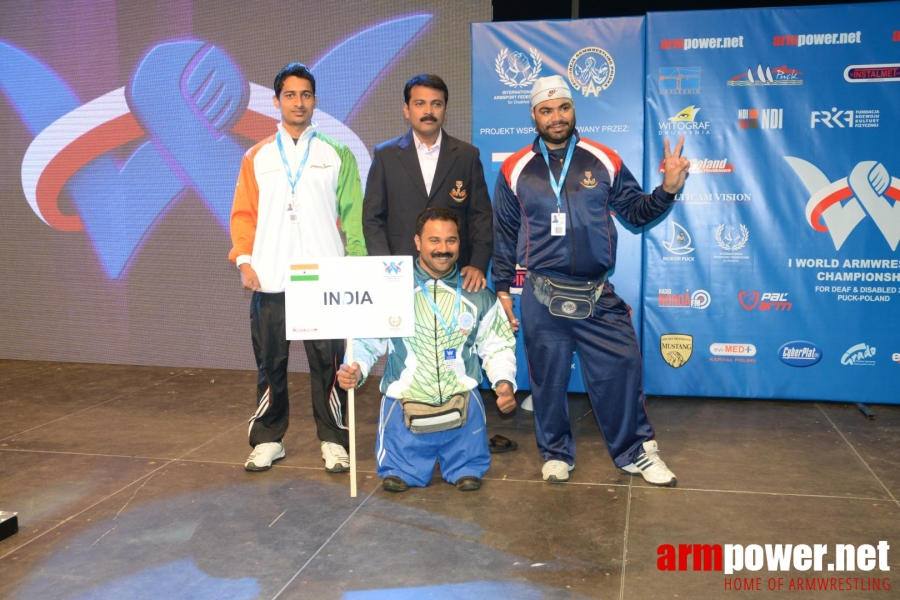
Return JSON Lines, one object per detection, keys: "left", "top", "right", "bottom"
{"left": 492, "top": 75, "right": 689, "bottom": 486}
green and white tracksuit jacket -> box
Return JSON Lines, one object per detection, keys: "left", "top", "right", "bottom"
{"left": 351, "top": 261, "right": 517, "bottom": 403}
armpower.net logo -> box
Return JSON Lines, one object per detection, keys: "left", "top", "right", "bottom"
{"left": 658, "top": 541, "right": 890, "bottom": 592}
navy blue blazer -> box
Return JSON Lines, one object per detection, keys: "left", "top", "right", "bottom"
{"left": 363, "top": 129, "right": 493, "bottom": 274}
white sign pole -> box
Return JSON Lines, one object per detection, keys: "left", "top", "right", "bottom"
{"left": 347, "top": 338, "right": 357, "bottom": 498}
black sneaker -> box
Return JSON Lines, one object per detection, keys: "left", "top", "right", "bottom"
{"left": 455, "top": 476, "right": 482, "bottom": 491}
{"left": 382, "top": 476, "right": 409, "bottom": 493}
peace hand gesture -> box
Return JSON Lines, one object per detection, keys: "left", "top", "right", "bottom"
{"left": 661, "top": 136, "right": 690, "bottom": 194}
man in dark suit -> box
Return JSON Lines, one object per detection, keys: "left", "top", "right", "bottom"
{"left": 363, "top": 74, "right": 493, "bottom": 293}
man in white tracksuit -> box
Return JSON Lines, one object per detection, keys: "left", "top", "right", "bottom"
{"left": 229, "top": 63, "right": 367, "bottom": 473}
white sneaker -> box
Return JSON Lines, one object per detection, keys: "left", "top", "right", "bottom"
{"left": 321, "top": 441, "right": 350, "bottom": 473}
{"left": 245, "top": 442, "right": 285, "bottom": 472}
{"left": 621, "top": 440, "right": 677, "bottom": 486}
{"left": 542, "top": 459, "right": 574, "bottom": 483}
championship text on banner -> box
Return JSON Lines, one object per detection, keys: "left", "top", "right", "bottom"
{"left": 642, "top": 2, "right": 900, "bottom": 403}
{"left": 284, "top": 256, "right": 414, "bottom": 341}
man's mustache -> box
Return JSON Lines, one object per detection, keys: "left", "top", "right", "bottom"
{"left": 420, "top": 116, "right": 437, "bottom": 122}
{"left": 430, "top": 252, "right": 454, "bottom": 259}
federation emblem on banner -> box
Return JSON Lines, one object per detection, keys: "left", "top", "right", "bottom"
{"left": 661, "top": 334, "right": 693, "bottom": 368}
{"left": 715, "top": 224, "right": 749, "bottom": 251}
{"left": 495, "top": 47, "right": 543, "bottom": 88}
{"left": 567, "top": 47, "right": 615, "bottom": 97}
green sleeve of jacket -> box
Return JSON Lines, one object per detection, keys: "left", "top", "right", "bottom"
{"left": 325, "top": 136, "right": 368, "bottom": 257}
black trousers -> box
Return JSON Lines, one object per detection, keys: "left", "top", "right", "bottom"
{"left": 247, "top": 291, "right": 349, "bottom": 449}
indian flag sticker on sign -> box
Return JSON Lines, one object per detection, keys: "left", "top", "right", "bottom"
{"left": 290, "top": 264, "right": 319, "bottom": 282}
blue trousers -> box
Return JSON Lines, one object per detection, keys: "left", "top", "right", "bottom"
{"left": 521, "top": 279, "right": 655, "bottom": 468}
{"left": 376, "top": 389, "right": 490, "bottom": 487}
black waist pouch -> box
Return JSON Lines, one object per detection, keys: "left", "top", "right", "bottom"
{"left": 529, "top": 272, "right": 606, "bottom": 319}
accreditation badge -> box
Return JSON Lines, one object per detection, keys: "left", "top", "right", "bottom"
{"left": 443, "top": 348, "right": 457, "bottom": 371}
{"left": 551, "top": 212, "right": 566, "bottom": 236}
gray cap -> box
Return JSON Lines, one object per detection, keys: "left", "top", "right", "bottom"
{"left": 530, "top": 75, "right": 573, "bottom": 108}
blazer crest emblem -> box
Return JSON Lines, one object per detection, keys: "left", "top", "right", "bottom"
{"left": 450, "top": 180, "right": 468, "bottom": 202}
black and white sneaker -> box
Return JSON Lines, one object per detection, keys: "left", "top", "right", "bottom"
{"left": 321, "top": 441, "right": 350, "bottom": 473}
{"left": 621, "top": 440, "right": 677, "bottom": 486}
{"left": 245, "top": 441, "right": 285, "bottom": 472}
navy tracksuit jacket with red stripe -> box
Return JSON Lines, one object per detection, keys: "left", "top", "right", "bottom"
{"left": 492, "top": 132, "right": 674, "bottom": 468}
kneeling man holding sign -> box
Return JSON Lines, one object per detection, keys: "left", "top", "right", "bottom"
{"left": 338, "top": 208, "right": 517, "bottom": 492}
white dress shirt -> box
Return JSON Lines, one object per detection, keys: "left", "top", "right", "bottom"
{"left": 412, "top": 130, "right": 442, "bottom": 195}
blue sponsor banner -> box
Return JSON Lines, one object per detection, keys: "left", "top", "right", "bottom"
{"left": 643, "top": 2, "right": 900, "bottom": 402}
{"left": 472, "top": 18, "right": 646, "bottom": 392}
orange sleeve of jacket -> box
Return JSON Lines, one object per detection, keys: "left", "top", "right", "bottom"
{"left": 228, "top": 147, "right": 262, "bottom": 263}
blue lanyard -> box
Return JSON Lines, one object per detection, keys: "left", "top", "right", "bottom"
{"left": 276, "top": 130, "right": 315, "bottom": 197}
{"left": 539, "top": 137, "right": 575, "bottom": 211}
{"left": 415, "top": 275, "right": 462, "bottom": 337}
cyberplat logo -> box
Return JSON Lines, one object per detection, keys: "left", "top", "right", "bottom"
{"left": 0, "top": 15, "right": 431, "bottom": 278}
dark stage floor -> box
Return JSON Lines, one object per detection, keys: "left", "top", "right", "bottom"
{"left": 1, "top": 360, "right": 898, "bottom": 599}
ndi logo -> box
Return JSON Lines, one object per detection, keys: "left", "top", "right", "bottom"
{"left": 841, "top": 343, "right": 876, "bottom": 366}
{"left": 778, "top": 341, "right": 822, "bottom": 367}
{"left": 738, "top": 108, "right": 783, "bottom": 130}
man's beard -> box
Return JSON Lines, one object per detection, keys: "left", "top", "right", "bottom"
{"left": 538, "top": 114, "right": 576, "bottom": 146}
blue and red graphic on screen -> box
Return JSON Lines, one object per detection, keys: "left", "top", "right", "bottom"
{"left": 0, "top": 15, "right": 430, "bottom": 278}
